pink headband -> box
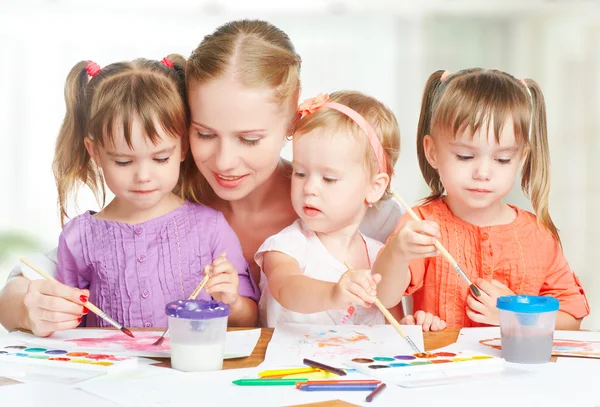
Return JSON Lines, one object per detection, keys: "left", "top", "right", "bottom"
{"left": 297, "top": 93, "right": 388, "bottom": 174}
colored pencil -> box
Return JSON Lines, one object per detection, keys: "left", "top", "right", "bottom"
{"left": 391, "top": 192, "right": 481, "bottom": 297}
{"left": 258, "top": 367, "right": 320, "bottom": 377}
{"left": 366, "top": 383, "right": 387, "bottom": 402}
{"left": 232, "top": 379, "right": 308, "bottom": 386}
{"left": 282, "top": 371, "right": 334, "bottom": 380}
{"left": 303, "top": 358, "right": 346, "bottom": 376}
{"left": 343, "top": 261, "right": 422, "bottom": 354}
{"left": 299, "top": 384, "right": 378, "bottom": 392}
{"left": 296, "top": 380, "right": 381, "bottom": 389}
{"left": 152, "top": 268, "right": 210, "bottom": 346}
{"left": 19, "top": 258, "right": 134, "bottom": 338}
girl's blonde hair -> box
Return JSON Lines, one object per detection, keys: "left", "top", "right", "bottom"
{"left": 417, "top": 68, "right": 559, "bottom": 243}
{"left": 181, "top": 19, "right": 302, "bottom": 203}
{"left": 293, "top": 91, "right": 400, "bottom": 200}
{"left": 53, "top": 55, "right": 188, "bottom": 226}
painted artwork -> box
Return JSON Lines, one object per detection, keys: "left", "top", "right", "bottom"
{"left": 262, "top": 323, "right": 424, "bottom": 366}
{"left": 479, "top": 337, "right": 600, "bottom": 359}
{"left": 4, "top": 329, "right": 261, "bottom": 359}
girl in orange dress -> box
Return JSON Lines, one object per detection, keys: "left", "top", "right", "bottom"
{"left": 373, "top": 69, "right": 589, "bottom": 329}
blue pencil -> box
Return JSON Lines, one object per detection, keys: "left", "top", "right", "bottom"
{"left": 298, "top": 384, "right": 378, "bottom": 392}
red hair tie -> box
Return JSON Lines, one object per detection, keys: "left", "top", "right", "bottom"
{"left": 161, "top": 57, "right": 174, "bottom": 69}
{"left": 85, "top": 61, "right": 101, "bottom": 78}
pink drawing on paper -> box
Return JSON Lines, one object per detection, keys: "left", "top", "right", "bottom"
{"left": 65, "top": 332, "right": 170, "bottom": 352}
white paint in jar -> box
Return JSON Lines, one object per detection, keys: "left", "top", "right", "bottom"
{"left": 170, "top": 341, "right": 225, "bottom": 372}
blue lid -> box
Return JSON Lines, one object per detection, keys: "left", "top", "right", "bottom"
{"left": 497, "top": 295, "right": 559, "bottom": 314}
{"left": 165, "top": 299, "right": 230, "bottom": 319}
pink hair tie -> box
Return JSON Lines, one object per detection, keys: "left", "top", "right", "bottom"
{"left": 440, "top": 70, "right": 452, "bottom": 82}
{"left": 161, "top": 57, "right": 174, "bottom": 69}
{"left": 85, "top": 61, "right": 101, "bottom": 78}
{"left": 298, "top": 93, "right": 388, "bottom": 175}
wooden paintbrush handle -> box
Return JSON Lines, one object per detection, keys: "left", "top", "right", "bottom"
{"left": 373, "top": 299, "right": 407, "bottom": 339}
{"left": 189, "top": 274, "right": 209, "bottom": 300}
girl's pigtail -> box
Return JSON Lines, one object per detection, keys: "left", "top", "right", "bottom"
{"left": 417, "top": 70, "right": 446, "bottom": 204}
{"left": 520, "top": 79, "right": 561, "bottom": 245}
{"left": 53, "top": 61, "right": 104, "bottom": 226}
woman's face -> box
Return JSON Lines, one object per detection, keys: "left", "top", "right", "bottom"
{"left": 188, "top": 77, "right": 291, "bottom": 202}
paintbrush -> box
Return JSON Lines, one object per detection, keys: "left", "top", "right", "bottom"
{"left": 343, "top": 261, "right": 422, "bottom": 354}
{"left": 152, "top": 268, "right": 210, "bottom": 346}
{"left": 391, "top": 192, "right": 481, "bottom": 297}
{"left": 19, "top": 258, "right": 134, "bottom": 338}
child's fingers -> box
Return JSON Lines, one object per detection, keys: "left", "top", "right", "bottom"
{"left": 371, "top": 273, "right": 382, "bottom": 285}
{"left": 410, "top": 220, "right": 440, "bottom": 237}
{"left": 204, "top": 282, "right": 235, "bottom": 295}
{"left": 346, "top": 282, "right": 374, "bottom": 307}
{"left": 413, "top": 310, "right": 426, "bottom": 325}
{"left": 205, "top": 273, "right": 235, "bottom": 291}
{"left": 211, "top": 254, "right": 228, "bottom": 267}
{"left": 405, "top": 230, "right": 438, "bottom": 247}
{"left": 210, "top": 261, "right": 237, "bottom": 277}
{"left": 421, "top": 312, "right": 434, "bottom": 332}
{"left": 466, "top": 294, "right": 489, "bottom": 315}
{"left": 465, "top": 307, "right": 487, "bottom": 324}
{"left": 430, "top": 316, "right": 443, "bottom": 331}
{"left": 399, "top": 315, "right": 416, "bottom": 325}
{"left": 349, "top": 272, "right": 377, "bottom": 296}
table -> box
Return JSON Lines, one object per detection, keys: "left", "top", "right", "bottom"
{"left": 0, "top": 328, "right": 461, "bottom": 406}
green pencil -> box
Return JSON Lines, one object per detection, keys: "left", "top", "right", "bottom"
{"left": 232, "top": 378, "right": 309, "bottom": 386}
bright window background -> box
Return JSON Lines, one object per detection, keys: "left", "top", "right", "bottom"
{"left": 1, "top": 0, "right": 598, "bottom": 331}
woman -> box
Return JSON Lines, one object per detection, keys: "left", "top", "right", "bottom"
{"left": 0, "top": 20, "right": 403, "bottom": 336}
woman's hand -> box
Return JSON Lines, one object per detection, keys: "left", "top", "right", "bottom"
{"left": 23, "top": 279, "right": 88, "bottom": 337}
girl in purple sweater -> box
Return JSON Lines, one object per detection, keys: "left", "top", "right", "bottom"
{"left": 53, "top": 55, "right": 259, "bottom": 330}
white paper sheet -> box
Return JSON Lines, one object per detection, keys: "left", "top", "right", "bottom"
{"left": 0, "top": 382, "right": 121, "bottom": 407}
{"left": 2, "top": 329, "right": 261, "bottom": 359}
{"left": 261, "top": 323, "right": 424, "bottom": 368}
{"left": 76, "top": 361, "right": 600, "bottom": 407}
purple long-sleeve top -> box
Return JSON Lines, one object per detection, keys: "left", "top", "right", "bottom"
{"left": 56, "top": 201, "right": 259, "bottom": 328}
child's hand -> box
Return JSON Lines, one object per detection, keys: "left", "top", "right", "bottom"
{"left": 466, "top": 278, "right": 515, "bottom": 325}
{"left": 400, "top": 310, "right": 446, "bottom": 332}
{"left": 331, "top": 269, "right": 381, "bottom": 309}
{"left": 23, "top": 279, "right": 89, "bottom": 337}
{"left": 204, "top": 253, "right": 240, "bottom": 305}
{"left": 392, "top": 220, "right": 440, "bottom": 259}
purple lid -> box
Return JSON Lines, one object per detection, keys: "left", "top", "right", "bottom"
{"left": 165, "top": 299, "right": 230, "bottom": 320}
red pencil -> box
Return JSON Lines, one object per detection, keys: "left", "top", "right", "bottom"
{"left": 366, "top": 383, "right": 387, "bottom": 402}
{"left": 296, "top": 380, "right": 381, "bottom": 389}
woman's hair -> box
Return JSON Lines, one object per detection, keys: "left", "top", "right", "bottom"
{"left": 416, "top": 68, "right": 559, "bottom": 242}
{"left": 293, "top": 91, "right": 400, "bottom": 200}
{"left": 181, "top": 19, "right": 302, "bottom": 204}
{"left": 53, "top": 54, "right": 188, "bottom": 226}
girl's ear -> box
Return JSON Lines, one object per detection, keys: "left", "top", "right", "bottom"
{"left": 180, "top": 136, "right": 189, "bottom": 162}
{"left": 84, "top": 137, "right": 101, "bottom": 167}
{"left": 519, "top": 144, "right": 530, "bottom": 170}
{"left": 423, "top": 135, "right": 439, "bottom": 169}
{"left": 366, "top": 173, "right": 390, "bottom": 206}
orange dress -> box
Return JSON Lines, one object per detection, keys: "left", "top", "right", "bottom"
{"left": 387, "top": 198, "right": 589, "bottom": 328}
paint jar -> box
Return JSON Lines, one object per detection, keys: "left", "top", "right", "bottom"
{"left": 497, "top": 295, "right": 559, "bottom": 364}
{"left": 165, "top": 299, "right": 230, "bottom": 372}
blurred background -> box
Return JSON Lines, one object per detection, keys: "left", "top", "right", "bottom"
{"left": 0, "top": 0, "right": 598, "bottom": 332}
